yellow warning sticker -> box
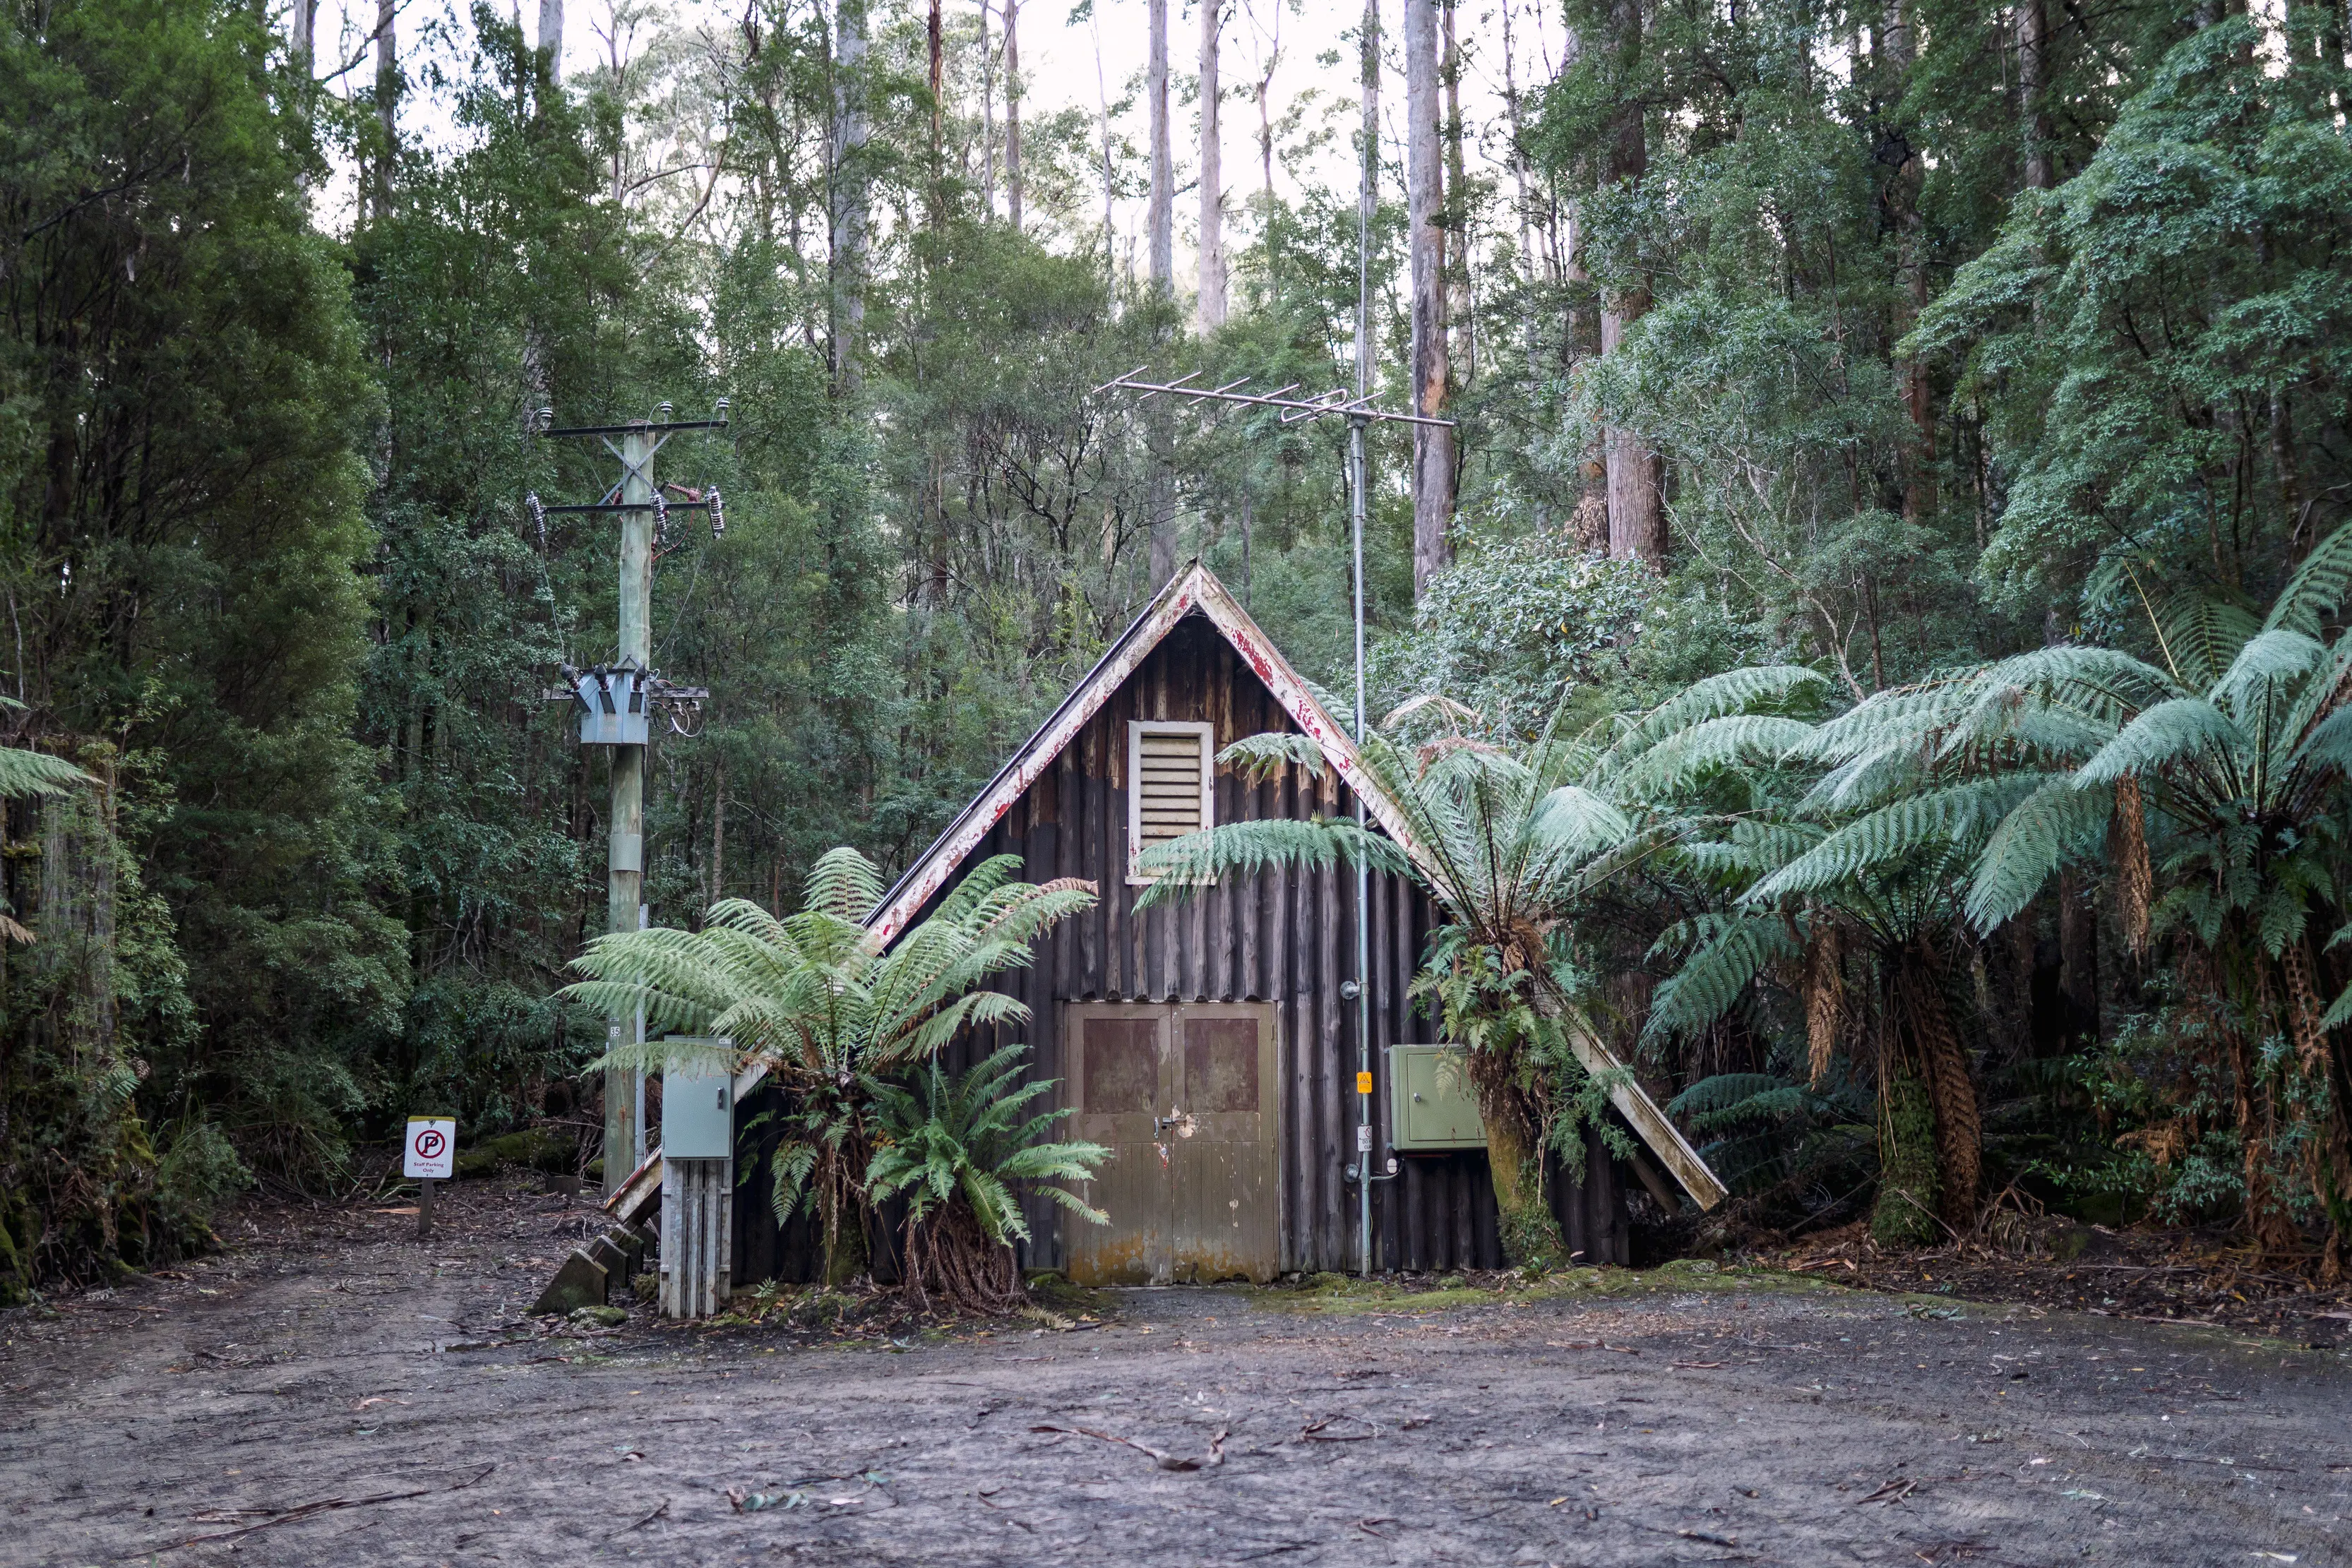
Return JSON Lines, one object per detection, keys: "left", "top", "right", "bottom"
{"left": 1356, "top": 1070, "right": 1373, "bottom": 1096}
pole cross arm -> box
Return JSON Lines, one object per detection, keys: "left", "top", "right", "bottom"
{"left": 535, "top": 400, "right": 729, "bottom": 440}
{"left": 537, "top": 500, "right": 712, "bottom": 514}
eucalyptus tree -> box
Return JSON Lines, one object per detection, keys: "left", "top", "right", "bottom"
{"left": 564, "top": 847, "right": 1096, "bottom": 1284}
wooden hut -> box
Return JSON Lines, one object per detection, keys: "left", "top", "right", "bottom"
{"left": 626, "top": 563, "right": 1721, "bottom": 1296}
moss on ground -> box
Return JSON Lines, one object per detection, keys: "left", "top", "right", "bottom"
{"left": 1241, "top": 1258, "right": 1858, "bottom": 1315}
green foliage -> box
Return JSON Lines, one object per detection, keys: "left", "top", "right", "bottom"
{"left": 567, "top": 848, "right": 1094, "bottom": 1283}
{"left": 866, "top": 1044, "right": 1108, "bottom": 1247}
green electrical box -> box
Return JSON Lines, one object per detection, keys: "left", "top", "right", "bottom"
{"left": 1387, "top": 1044, "right": 1486, "bottom": 1151}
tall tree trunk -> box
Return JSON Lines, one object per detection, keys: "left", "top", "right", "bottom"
{"left": 1882, "top": 0, "right": 1933, "bottom": 522}
{"left": 981, "top": 0, "right": 995, "bottom": 218}
{"left": 927, "top": 0, "right": 943, "bottom": 227}
{"left": 372, "top": 0, "right": 397, "bottom": 221}
{"left": 831, "top": 0, "right": 871, "bottom": 393}
{"left": 291, "top": 0, "right": 317, "bottom": 194}
{"left": 1146, "top": 0, "right": 1176, "bottom": 587}
{"left": 1599, "top": 0, "right": 1664, "bottom": 563}
{"left": 1406, "top": 0, "right": 1455, "bottom": 597}
{"left": 1198, "top": 0, "right": 1226, "bottom": 330}
{"left": 1094, "top": 14, "right": 1117, "bottom": 265}
{"left": 1501, "top": 0, "right": 1541, "bottom": 386}
{"left": 1255, "top": 0, "right": 1279, "bottom": 213}
{"left": 1442, "top": 0, "right": 1472, "bottom": 388}
{"left": 2017, "top": 0, "right": 2052, "bottom": 191}
{"left": 1147, "top": 0, "right": 1174, "bottom": 292}
{"left": 537, "top": 0, "right": 563, "bottom": 79}
{"left": 1005, "top": 0, "right": 1022, "bottom": 231}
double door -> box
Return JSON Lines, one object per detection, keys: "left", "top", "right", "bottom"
{"left": 1063, "top": 1003, "right": 1280, "bottom": 1284}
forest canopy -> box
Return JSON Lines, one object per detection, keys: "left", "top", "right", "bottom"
{"left": 4, "top": 0, "right": 2350, "bottom": 1296}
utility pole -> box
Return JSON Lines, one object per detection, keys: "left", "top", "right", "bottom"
{"left": 530, "top": 402, "right": 727, "bottom": 1199}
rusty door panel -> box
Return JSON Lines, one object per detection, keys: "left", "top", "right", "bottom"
{"left": 1063, "top": 1001, "right": 1280, "bottom": 1285}
{"left": 1063, "top": 1005, "right": 1172, "bottom": 1284}
{"left": 1171, "top": 1005, "right": 1279, "bottom": 1283}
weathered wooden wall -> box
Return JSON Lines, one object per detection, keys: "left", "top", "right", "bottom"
{"left": 733, "top": 614, "right": 1628, "bottom": 1283}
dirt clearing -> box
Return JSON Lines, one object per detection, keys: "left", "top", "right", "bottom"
{"left": 4, "top": 1181, "right": 2348, "bottom": 1567}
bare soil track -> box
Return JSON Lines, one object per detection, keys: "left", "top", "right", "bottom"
{"left": 3, "top": 1180, "right": 2348, "bottom": 1567}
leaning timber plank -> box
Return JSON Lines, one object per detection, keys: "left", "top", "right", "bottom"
{"left": 605, "top": 1149, "right": 664, "bottom": 1226}
{"left": 1553, "top": 1014, "right": 1729, "bottom": 1211}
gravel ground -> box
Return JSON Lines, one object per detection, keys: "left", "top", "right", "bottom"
{"left": 3, "top": 1180, "right": 2348, "bottom": 1567}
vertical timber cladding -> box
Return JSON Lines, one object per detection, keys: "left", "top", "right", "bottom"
{"left": 938, "top": 613, "right": 1515, "bottom": 1275}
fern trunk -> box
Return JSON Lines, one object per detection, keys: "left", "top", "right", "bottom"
{"left": 1902, "top": 944, "right": 1981, "bottom": 1230}
{"left": 1467, "top": 1049, "right": 1570, "bottom": 1269}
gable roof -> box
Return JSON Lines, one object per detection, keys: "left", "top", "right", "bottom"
{"left": 730, "top": 561, "right": 1724, "bottom": 1210}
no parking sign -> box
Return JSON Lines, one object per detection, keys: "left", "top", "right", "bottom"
{"left": 404, "top": 1117, "right": 455, "bottom": 1180}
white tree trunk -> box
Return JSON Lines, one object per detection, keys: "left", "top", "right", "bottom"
{"left": 1147, "top": 0, "right": 1173, "bottom": 290}
{"left": 1406, "top": 0, "right": 1454, "bottom": 597}
{"left": 832, "top": 0, "right": 871, "bottom": 392}
{"left": 1006, "top": 0, "right": 1022, "bottom": 231}
{"left": 538, "top": 0, "right": 563, "bottom": 80}
{"left": 1197, "top": 0, "right": 1226, "bottom": 330}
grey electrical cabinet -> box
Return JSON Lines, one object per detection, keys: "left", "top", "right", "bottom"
{"left": 660, "top": 1038, "right": 735, "bottom": 1159}
{"left": 1387, "top": 1043, "right": 1486, "bottom": 1151}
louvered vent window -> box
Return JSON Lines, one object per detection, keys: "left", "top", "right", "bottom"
{"left": 1128, "top": 721, "right": 1216, "bottom": 884}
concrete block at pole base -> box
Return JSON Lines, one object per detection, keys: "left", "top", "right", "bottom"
{"left": 584, "top": 1233, "right": 628, "bottom": 1293}
{"left": 604, "top": 1225, "right": 650, "bottom": 1277}
{"left": 530, "top": 1248, "right": 609, "bottom": 1316}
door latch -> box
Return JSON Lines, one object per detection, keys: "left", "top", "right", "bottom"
{"left": 1154, "top": 1108, "right": 1197, "bottom": 1139}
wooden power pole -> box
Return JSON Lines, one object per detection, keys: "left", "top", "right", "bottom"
{"left": 529, "top": 402, "right": 727, "bottom": 1199}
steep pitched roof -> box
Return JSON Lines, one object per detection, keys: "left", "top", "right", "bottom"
{"left": 732, "top": 561, "right": 1724, "bottom": 1210}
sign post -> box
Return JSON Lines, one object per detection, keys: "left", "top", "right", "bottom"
{"left": 404, "top": 1117, "right": 455, "bottom": 1242}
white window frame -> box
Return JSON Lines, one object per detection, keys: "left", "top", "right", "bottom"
{"left": 1127, "top": 720, "right": 1217, "bottom": 886}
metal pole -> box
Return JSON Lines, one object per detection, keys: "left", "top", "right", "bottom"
{"left": 1352, "top": 0, "right": 1379, "bottom": 1279}
{"left": 1351, "top": 417, "right": 1373, "bottom": 1276}
{"left": 602, "top": 427, "right": 654, "bottom": 1199}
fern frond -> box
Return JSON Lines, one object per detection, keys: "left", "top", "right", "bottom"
{"left": 1130, "top": 817, "right": 1413, "bottom": 907}
{"left": 1613, "top": 714, "right": 1816, "bottom": 796}
{"left": 1217, "top": 731, "right": 1327, "bottom": 783}
{"left": 1963, "top": 773, "right": 2110, "bottom": 930}
{"left": 2210, "top": 629, "right": 2326, "bottom": 722}
{"left": 0, "top": 746, "right": 90, "bottom": 798}
{"left": 1747, "top": 777, "right": 2036, "bottom": 904}
{"left": 2159, "top": 594, "right": 2262, "bottom": 687}
{"left": 2262, "top": 520, "right": 2352, "bottom": 638}
{"left": 1599, "top": 665, "right": 1830, "bottom": 777}
{"left": 1644, "top": 914, "right": 1801, "bottom": 1043}
{"left": 2075, "top": 698, "right": 2245, "bottom": 786}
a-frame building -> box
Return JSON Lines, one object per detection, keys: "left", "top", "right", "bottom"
{"left": 703, "top": 563, "right": 1722, "bottom": 1287}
